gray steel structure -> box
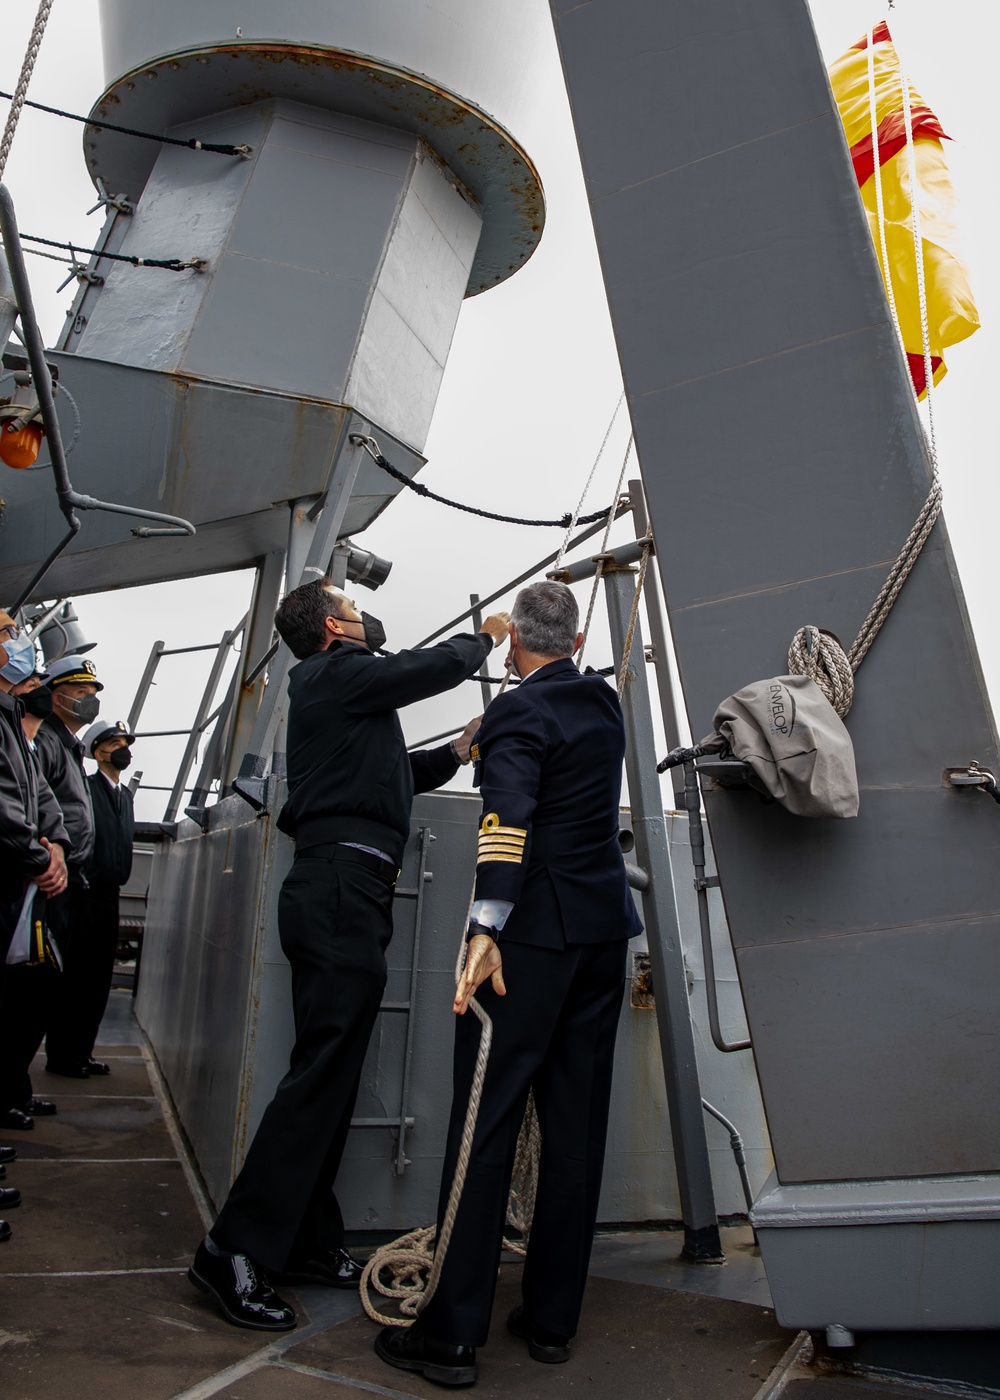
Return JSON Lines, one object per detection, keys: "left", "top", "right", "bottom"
{"left": 0, "top": 0, "right": 546, "bottom": 605}
{"left": 1, "top": 0, "right": 776, "bottom": 1253}
{"left": 549, "top": 0, "right": 1000, "bottom": 1332}
{"left": 136, "top": 788, "right": 771, "bottom": 1229}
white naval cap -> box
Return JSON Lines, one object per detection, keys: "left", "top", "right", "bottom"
{"left": 82, "top": 719, "right": 135, "bottom": 756}
{"left": 45, "top": 654, "right": 104, "bottom": 690}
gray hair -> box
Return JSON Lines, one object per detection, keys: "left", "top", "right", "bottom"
{"left": 511, "top": 581, "right": 579, "bottom": 658}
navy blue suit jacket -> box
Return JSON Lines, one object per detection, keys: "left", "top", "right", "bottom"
{"left": 472, "top": 658, "right": 642, "bottom": 948}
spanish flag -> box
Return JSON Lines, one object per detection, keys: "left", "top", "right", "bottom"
{"left": 829, "top": 22, "right": 979, "bottom": 397}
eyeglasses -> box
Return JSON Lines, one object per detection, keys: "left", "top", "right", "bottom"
{"left": 0, "top": 624, "right": 21, "bottom": 641}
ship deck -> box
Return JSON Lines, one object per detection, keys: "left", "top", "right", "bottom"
{"left": 0, "top": 993, "right": 991, "bottom": 1400}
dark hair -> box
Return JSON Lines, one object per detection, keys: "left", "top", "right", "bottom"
{"left": 274, "top": 579, "right": 347, "bottom": 659}
{"left": 511, "top": 581, "right": 579, "bottom": 657}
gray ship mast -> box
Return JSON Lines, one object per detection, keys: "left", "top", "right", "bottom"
{"left": 550, "top": 0, "right": 1000, "bottom": 1338}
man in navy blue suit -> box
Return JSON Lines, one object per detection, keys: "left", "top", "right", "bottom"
{"left": 376, "top": 580, "right": 642, "bottom": 1388}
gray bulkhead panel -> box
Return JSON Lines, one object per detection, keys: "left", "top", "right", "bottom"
{"left": 137, "top": 790, "right": 771, "bottom": 1227}
{"left": 0, "top": 102, "right": 480, "bottom": 602}
{"left": 549, "top": 0, "right": 1000, "bottom": 1190}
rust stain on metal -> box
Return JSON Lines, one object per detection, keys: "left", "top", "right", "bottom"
{"left": 87, "top": 41, "right": 545, "bottom": 295}
{"left": 631, "top": 951, "right": 655, "bottom": 1009}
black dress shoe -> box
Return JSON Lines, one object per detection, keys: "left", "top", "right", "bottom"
{"left": 0, "top": 1147, "right": 15, "bottom": 1164}
{"left": 188, "top": 1239, "right": 296, "bottom": 1332}
{"left": 0, "top": 1109, "right": 34, "bottom": 1131}
{"left": 0, "top": 1219, "right": 10, "bottom": 1242}
{"left": 375, "top": 1321, "right": 478, "bottom": 1388}
{"left": 507, "top": 1305, "right": 572, "bottom": 1363}
{"left": 278, "top": 1245, "right": 365, "bottom": 1288}
{"left": 86, "top": 1059, "right": 111, "bottom": 1076}
{"left": 23, "top": 1097, "right": 57, "bottom": 1116}
{"left": 45, "top": 1062, "right": 89, "bottom": 1079}
{"left": 0, "top": 1187, "right": 21, "bottom": 1210}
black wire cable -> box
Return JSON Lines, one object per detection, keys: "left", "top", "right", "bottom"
{"left": 0, "top": 88, "right": 251, "bottom": 157}
{"left": 18, "top": 232, "right": 201, "bottom": 271}
{"left": 370, "top": 449, "right": 613, "bottom": 529}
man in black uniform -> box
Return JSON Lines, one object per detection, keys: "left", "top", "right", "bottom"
{"left": 63, "top": 720, "right": 135, "bottom": 1074}
{"left": 0, "top": 611, "right": 69, "bottom": 1229}
{"left": 376, "top": 580, "right": 641, "bottom": 1388}
{"left": 35, "top": 655, "right": 101, "bottom": 1079}
{"left": 190, "top": 579, "right": 509, "bottom": 1332}
{"left": 0, "top": 664, "right": 68, "bottom": 1128}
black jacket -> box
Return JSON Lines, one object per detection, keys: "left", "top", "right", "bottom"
{"left": 0, "top": 692, "right": 69, "bottom": 882}
{"left": 86, "top": 771, "right": 134, "bottom": 888}
{"left": 36, "top": 717, "right": 94, "bottom": 869}
{"left": 277, "top": 632, "right": 492, "bottom": 866}
{"left": 471, "top": 658, "right": 642, "bottom": 948}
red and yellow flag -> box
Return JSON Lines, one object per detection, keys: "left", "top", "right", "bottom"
{"left": 829, "top": 22, "right": 979, "bottom": 396}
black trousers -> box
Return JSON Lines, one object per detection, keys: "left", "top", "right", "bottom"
{"left": 210, "top": 853, "right": 396, "bottom": 1273}
{"left": 420, "top": 938, "right": 628, "bottom": 1348}
{"left": 46, "top": 882, "right": 119, "bottom": 1069}
{"left": 0, "top": 961, "right": 59, "bottom": 1111}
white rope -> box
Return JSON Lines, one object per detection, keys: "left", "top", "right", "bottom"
{"left": 867, "top": 24, "right": 903, "bottom": 349}
{"left": 899, "top": 64, "right": 939, "bottom": 470}
{"left": 0, "top": 1, "right": 55, "bottom": 183}
{"left": 616, "top": 541, "right": 652, "bottom": 702}
{"left": 787, "top": 626, "right": 855, "bottom": 717}
{"left": 577, "top": 433, "right": 633, "bottom": 672}
{"left": 789, "top": 31, "right": 943, "bottom": 715}
{"left": 554, "top": 390, "right": 625, "bottom": 572}
{"left": 359, "top": 905, "right": 541, "bottom": 1327}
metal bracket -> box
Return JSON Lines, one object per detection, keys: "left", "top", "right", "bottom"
{"left": 232, "top": 774, "right": 269, "bottom": 812}
{"left": 87, "top": 178, "right": 134, "bottom": 217}
{"left": 945, "top": 760, "right": 1000, "bottom": 803}
{"left": 694, "top": 875, "right": 720, "bottom": 891}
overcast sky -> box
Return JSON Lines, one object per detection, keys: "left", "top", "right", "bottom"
{"left": 2, "top": 1, "right": 997, "bottom": 821}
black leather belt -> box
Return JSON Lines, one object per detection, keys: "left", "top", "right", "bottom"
{"left": 294, "top": 843, "right": 398, "bottom": 882}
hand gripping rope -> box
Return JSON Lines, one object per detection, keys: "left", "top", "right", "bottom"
{"left": 360, "top": 916, "right": 540, "bottom": 1327}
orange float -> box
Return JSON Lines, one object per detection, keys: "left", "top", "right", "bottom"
{"left": 0, "top": 421, "right": 44, "bottom": 469}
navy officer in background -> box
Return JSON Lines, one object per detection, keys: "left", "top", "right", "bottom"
{"left": 376, "top": 579, "right": 641, "bottom": 1389}
{"left": 190, "top": 577, "right": 509, "bottom": 1331}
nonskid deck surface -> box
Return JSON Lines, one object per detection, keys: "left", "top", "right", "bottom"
{"left": 0, "top": 993, "right": 980, "bottom": 1400}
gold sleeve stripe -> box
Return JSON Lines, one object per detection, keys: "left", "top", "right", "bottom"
{"left": 479, "top": 814, "right": 526, "bottom": 838}
{"left": 478, "top": 833, "right": 526, "bottom": 849}
{"left": 478, "top": 852, "right": 524, "bottom": 865}
{"left": 478, "top": 844, "right": 525, "bottom": 858}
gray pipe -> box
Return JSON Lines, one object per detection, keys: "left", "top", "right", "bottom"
{"left": 0, "top": 257, "right": 16, "bottom": 359}
{"left": 683, "top": 760, "right": 751, "bottom": 1053}
{"left": 0, "top": 184, "right": 196, "bottom": 610}
{"left": 702, "top": 1098, "right": 755, "bottom": 1216}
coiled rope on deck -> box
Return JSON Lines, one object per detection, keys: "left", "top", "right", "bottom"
{"left": 360, "top": 919, "right": 540, "bottom": 1328}
{"left": 788, "top": 23, "right": 943, "bottom": 718}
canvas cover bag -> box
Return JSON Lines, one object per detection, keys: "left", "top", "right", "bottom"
{"left": 708, "top": 675, "right": 859, "bottom": 818}
{"left": 6, "top": 887, "right": 62, "bottom": 968}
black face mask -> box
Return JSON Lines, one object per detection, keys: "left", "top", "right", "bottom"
{"left": 361, "top": 612, "right": 386, "bottom": 652}
{"left": 22, "top": 688, "right": 54, "bottom": 718}
{"left": 60, "top": 693, "right": 100, "bottom": 724}
{"left": 108, "top": 747, "right": 132, "bottom": 771}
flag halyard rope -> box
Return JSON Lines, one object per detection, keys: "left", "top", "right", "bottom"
{"left": 788, "top": 21, "right": 943, "bottom": 716}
